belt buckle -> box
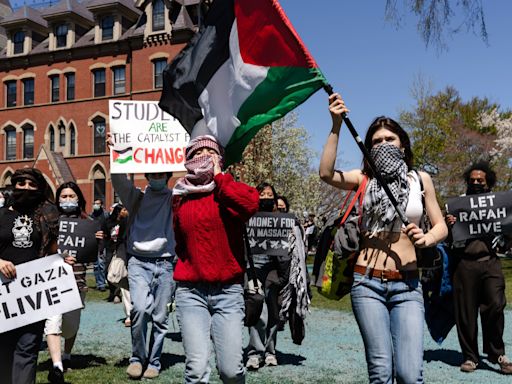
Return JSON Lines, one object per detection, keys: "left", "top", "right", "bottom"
{"left": 381, "top": 270, "right": 389, "bottom": 283}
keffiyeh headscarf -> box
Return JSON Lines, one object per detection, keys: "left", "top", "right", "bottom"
{"left": 173, "top": 135, "right": 224, "bottom": 196}
{"left": 363, "top": 143, "right": 409, "bottom": 235}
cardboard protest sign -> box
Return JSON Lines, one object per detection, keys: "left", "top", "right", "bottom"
{"left": 446, "top": 191, "right": 512, "bottom": 243}
{"left": 57, "top": 218, "right": 99, "bottom": 263}
{"left": 109, "top": 100, "right": 190, "bottom": 173}
{"left": 0, "top": 254, "right": 82, "bottom": 333}
{"left": 246, "top": 212, "right": 297, "bottom": 256}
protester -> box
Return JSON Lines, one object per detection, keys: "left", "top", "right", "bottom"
{"left": 0, "top": 189, "right": 11, "bottom": 209}
{"left": 108, "top": 134, "right": 176, "bottom": 380}
{"left": 172, "top": 135, "right": 259, "bottom": 383}
{"left": 0, "top": 168, "right": 61, "bottom": 384}
{"left": 90, "top": 199, "right": 109, "bottom": 292}
{"left": 246, "top": 182, "right": 292, "bottom": 370}
{"left": 319, "top": 93, "right": 448, "bottom": 383}
{"left": 446, "top": 160, "right": 512, "bottom": 374}
{"left": 45, "top": 182, "right": 103, "bottom": 383}
{"left": 277, "top": 196, "right": 289, "bottom": 213}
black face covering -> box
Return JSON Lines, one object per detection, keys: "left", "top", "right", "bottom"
{"left": 259, "top": 198, "right": 275, "bottom": 212}
{"left": 466, "top": 183, "right": 488, "bottom": 195}
{"left": 12, "top": 189, "right": 44, "bottom": 212}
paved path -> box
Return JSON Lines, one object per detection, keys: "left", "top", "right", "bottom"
{"left": 42, "top": 300, "right": 512, "bottom": 383}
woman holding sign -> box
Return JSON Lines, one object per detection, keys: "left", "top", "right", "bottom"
{"left": 0, "top": 168, "right": 60, "bottom": 384}
{"left": 319, "top": 94, "right": 448, "bottom": 383}
{"left": 173, "top": 135, "right": 259, "bottom": 383}
{"left": 44, "top": 181, "right": 103, "bottom": 384}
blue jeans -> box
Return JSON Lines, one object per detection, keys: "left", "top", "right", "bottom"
{"left": 128, "top": 256, "right": 175, "bottom": 371}
{"left": 176, "top": 282, "right": 245, "bottom": 384}
{"left": 94, "top": 249, "right": 106, "bottom": 289}
{"left": 351, "top": 272, "right": 424, "bottom": 384}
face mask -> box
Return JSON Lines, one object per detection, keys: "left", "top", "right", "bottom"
{"left": 149, "top": 178, "right": 167, "bottom": 191}
{"left": 0, "top": 198, "right": 4, "bottom": 208}
{"left": 93, "top": 204, "right": 101, "bottom": 211}
{"left": 60, "top": 201, "right": 79, "bottom": 213}
{"left": 467, "top": 183, "right": 487, "bottom": 195}
{"left": 12, "top": 189, "right": 44, "bottom": 212}
{"left": 277, "top": 207, "right": 287, "bottom": 213}
{"left": 259, "top": 198, "right": 275, "bottom": 212}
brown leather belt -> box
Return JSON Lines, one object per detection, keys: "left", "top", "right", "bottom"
{"left": 353, "top": 265, "right": 419, "bottom": 281}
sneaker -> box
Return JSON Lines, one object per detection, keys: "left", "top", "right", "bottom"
{"left": 113, "top": 296, "right": 121, "bottom": 304}
{"left": 265, "top": 354, "right": 278, "bottom": 367}
{"left": 48, "top": 366, "right": 65, "bottom": 384}
{"left": 498, "top": 355, "right": 512, "bottom": 374}
{"left": 246, "top": 356, "right": 262, "bottom": 370}
{"left": 460, "top": 360, "right": 478, "bottom": 372}
{"left": 63, "top": 358, "right": 71, "bottom": 372}
{"left": 126, "top": 362, "right": 143, "bottom": 379}
{"left": 143, "top": 367, "right": 159, "bottom": 379}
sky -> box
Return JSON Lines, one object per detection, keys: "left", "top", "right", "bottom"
{"left": 278, "top": 0, "right": 512, "bottom": 170}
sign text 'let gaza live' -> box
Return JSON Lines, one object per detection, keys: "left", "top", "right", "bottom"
{"left": 109, "top": 100, "right": 189, "bottom": 173}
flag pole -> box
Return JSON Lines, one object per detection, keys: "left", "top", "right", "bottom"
{"left": 323, "top": 84, "right": 410, "bottom": 226}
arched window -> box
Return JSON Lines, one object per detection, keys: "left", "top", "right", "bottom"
{"left": 70, "top": 124, "right": 76, "bottom": 155}
{"left": 22, "top": 124, "right": 34, "bottom": 159}
{"left": 49, "top": 125, "right": 55, "bottom": 151}
{"left": 92, "top": 165, "right": 106, "bottom": 203}
{"left": 58, "top": 121, "right": 66, "bottom": 148}
{"left": 152, "top": 0, "right": 165, "bottom": 31}
{"left": 5, "top": 126, "right": 16, "bottom": 160}
{"left": 92, "top": 117, "right": 106, "bottom": 154}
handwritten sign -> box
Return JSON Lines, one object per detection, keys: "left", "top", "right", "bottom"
{"left": 446, "top": 191, "right": 512, "bottom": 243}
{"left": 0, "top": 255, "right": 82, "bottom": 333}
{"left": 58, "top": 218, "right": 99, "bottom": 263}
{"left": 246, "top": 212, "right": 297, "bottom": 256}
{"left": 109, "top": 100, "right": 190, "bottom": 173}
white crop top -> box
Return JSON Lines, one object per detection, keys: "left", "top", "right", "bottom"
{"left": 405, "top": 171, "right": 424, "bottom": 227}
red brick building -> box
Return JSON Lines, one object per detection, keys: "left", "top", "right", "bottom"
{"left": 0, "top": 0, "right": 201, "bottom": 209}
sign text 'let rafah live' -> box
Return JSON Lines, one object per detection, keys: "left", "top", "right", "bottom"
{"left": 0, "top": 255, "right": 83, "bottom": 333}
{"left": 246, "top": 212, "right": 297, "bottom": 257}
{"left": 109, "top": 100, "right": 190, "bottom": 173}
{"left": 58, "top": 218, "right": 99, "bottom": 263}
{"left": 446, "top": 191, "right": 512, "bottom": 243}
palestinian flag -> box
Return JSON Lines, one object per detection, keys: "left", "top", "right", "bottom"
{"left": 112, "top": 147, "right": 133, "bottom": 164}
{"left": 159, "top": 0, "right": 328, "bottom": 166}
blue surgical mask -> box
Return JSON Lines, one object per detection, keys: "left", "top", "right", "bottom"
{"left": 149, "top": 178, "right": 167, "bottom": 191}
{"left": 60, "top": 201, "right": 79, "bottom": 213}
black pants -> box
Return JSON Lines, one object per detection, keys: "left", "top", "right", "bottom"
{"left": 0, "top": 320, "right": 45, "bottom": 384}
{"left": 453, "top": 257, "right": 506, "bottom": 363}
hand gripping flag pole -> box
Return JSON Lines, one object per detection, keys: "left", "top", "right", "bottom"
{"left": 323, "top": 84, "right": 410, "bottom": 227}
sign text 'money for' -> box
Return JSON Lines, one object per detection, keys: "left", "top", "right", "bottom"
{"left": 246, "top": 212, "right": 297, "bottom": 257}
{"left": 57, "top": 218, "right": 99, "bottom": 263}
{"left": 446, "top": 191, "right": 512, "bottom": 243}
{"left": 0, "top": 254, "right": 82, "bottom": 333}
{"left": 109, "top": 100, "right": 190, "bottom": 173}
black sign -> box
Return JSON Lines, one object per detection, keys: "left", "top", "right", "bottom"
{"left": 446, "top": 191, "right": 512, "bottom": 243}
{"left": 57, "top": 218, "right": 99, "bottom": 263}
{"left": 246, "top": 212, "right": 298, "bottom": 256}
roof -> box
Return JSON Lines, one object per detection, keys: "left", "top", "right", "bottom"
{"left": 86, "top": 0, "right": 141, "bottom": 16}
{"left": 41, "top": 0, "right": 94, "bottom": 23}
{"left": 0, "top": 6, "right": 48, "bottom": 28}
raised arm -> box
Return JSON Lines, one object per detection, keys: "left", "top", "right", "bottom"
{"left": 319, "top": 93, "right": 363, "bottom": 190}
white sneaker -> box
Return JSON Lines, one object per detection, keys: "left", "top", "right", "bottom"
{"left": 265, "top": 354, "right": 278, "bottom": 366}
{"left": 246, "top": 356, "right": 261, "bottom": 370}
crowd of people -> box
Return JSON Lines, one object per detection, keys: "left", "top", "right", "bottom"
{"left": 0, "top": 97, "right": 511, "bottom": 384}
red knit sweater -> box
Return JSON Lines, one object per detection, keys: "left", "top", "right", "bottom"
{"left": 173, "top": 173, "right": 259, "bottom": 284}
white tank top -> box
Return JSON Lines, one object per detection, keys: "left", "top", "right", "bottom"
{"left": 405, "top": 171, "right": 423, "bottom": 226}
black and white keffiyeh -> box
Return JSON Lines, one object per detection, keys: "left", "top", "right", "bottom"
{"left": 363, "top": 143, "right": 409, "bottom": 235}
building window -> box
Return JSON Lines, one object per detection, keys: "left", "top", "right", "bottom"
{"left": 23, "top": 125, "right": 34, "bottom": 159}
{"left": 50, "top": 75, "right": 59, "bottom": 102}
{"left": 49, "top": 125, "right": 55, "bottom": 151}
{"left": 13, "top": 31, "right": 25, "bottom": 54}
{"left": 94, "top": 178, "right": 106, "bottom": 203}
{"left": 66, "top": 73, "right": 75, "bottom": 101}
{"left": 93, "top": 118, "right": 106, "bottom": 153}
{"left": 153, "top": 59, "right": 167, "bottom": 89}
{"left": 112, "top": 67, "right": 125, "bottom": 95}
{"left": 93, "top": 69, "right": 106, "bottom": 97}
{"left": 152, "top": 0, "right": 165, "bottom": 31}
{"left": 58, "top": 121, "right": 66, "bottom": 147}
{"left": 5, "top": 81, "right": 16, "bottom": 107}
{"left": 70, "top": 124, "right": 76, "bottom": 155}
{"left": 101, "top": 15, "right": 114, "bottom": 41}
{"left": 5, "top": 129, "right": 16, "bottom": 160}
{"left": 23, "top": 78, "right": 34, "bottom": 106}
{"left": 55, "top": 24, "right": 68, "bottom": 48}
